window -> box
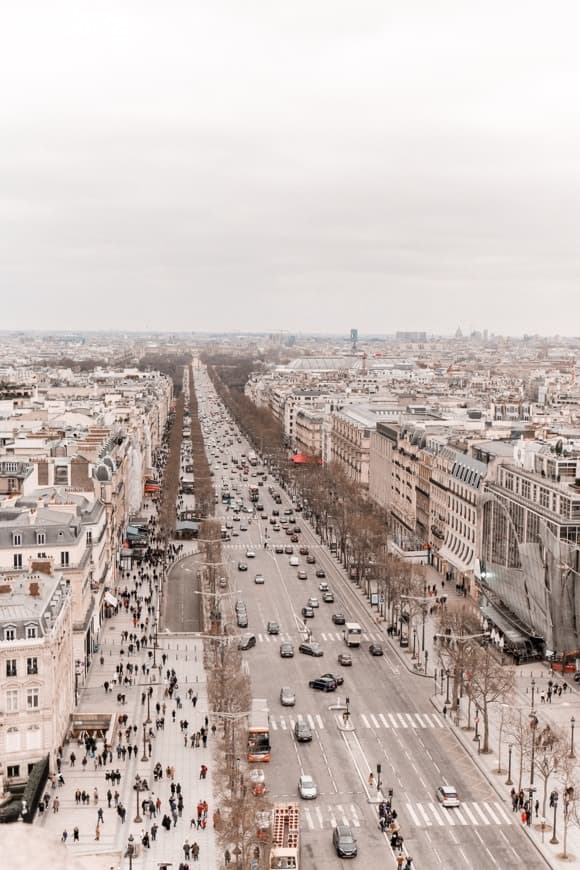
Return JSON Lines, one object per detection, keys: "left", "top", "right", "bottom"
{"left": 12, "top": 533, "right": 22, "bottom": 546}
{"left": 4, "top": 627, "right": 15, "bottom": 641}
{"left": 6, "top": 659, "right": 17, "bottom": 677}
{"left": 26, "top": 688, "right": 39, "bottom": 709}
{"left": 36, "top": 532, "right": 46, "bottom": 546}
{"left": 86, "top": 530, "right": 93, "bottom": 544}
{"left": 6, "top": 689, "right": 18, "bottom": 712}
{"left": 13, "top": 553, "right": 22, "bottom": 569}
{"left": 27, "top": 657, "right": 38, "bottom": 675}
{"left": 26, "top": 625, "right": 37, "bottom": 639}
{"left": 60, "top": 551, "right": 69, "bottom": 567}
{"left": 7, "top": 765, "right": 20, "bottom": 778}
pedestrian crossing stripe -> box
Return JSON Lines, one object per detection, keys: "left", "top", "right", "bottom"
{"left": 254, "top": 631, "right": 384, "bottom": 644}
{"left": 303, "top": 804, "right": 361, "bottom": 831}
{"left": 405, "top": 801, "right": 512, "bottom": 828}
{"left": 268, "top": 711, "right": 445, "bottom": 732}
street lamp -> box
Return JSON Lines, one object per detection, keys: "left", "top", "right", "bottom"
{"left": 412, "top": 628, "right": 417, "bottom": 660}
{"left": 133, "top": 774, "right": 148, "bottom": 823}
{"left": 550, "top": 791, "right": 559, "bottom": 844}
{"left": 445, "top": 669, "right": 451, "bottom": 706}
{"left": 141, "top": 722, "right": 149, "bottom": 762}
{"left": 127, "top": 834, "right": 135, "bottom": 870}
{"left": 530, "top": 678, "right": 536, "bottom": 712}
{"left": 570, "top": 716, "right": 576, "bottom": 759}
{"left": 530, "top": 713, "right": 538, "bottom": 787}
{"left": 505, "top": 744, "right": 514, "bottom": 786}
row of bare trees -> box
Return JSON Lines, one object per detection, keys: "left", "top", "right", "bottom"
{"left": 188, "top": 366, "right": 273, "bottom": 870}
{"left": 158, "top": 390, "right": 184, "bottom": 538}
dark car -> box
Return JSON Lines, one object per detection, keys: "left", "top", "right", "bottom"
{"left": 238, "top": 633, "right": 256, "bottom": 651}
{"left": 280, "top": 642, "right": 295, "bottom": 658}
{"left": 291, "top": 534, "right": 299, "bottom": 543}
{"left": 322, "top": 591, "right": 335, "bottom": 603}
{"left": 299, "top": 642, "right": 323, "bottom": 657}
{"left": 333, "top": 825, "right": 358, "bottom": 858}
{"left": 274, "top": 545, "right": 284, "bottom": 554}
{"left": 315, "top": 569, "right": 326, "bottom": 578}
{"left": 332, "top": 613, "right": 346, "bottom": 625}
{"left": 237, "top": 562, "right": 248, "bottom": 572}
{"left": 321, "top": 671, "right": 344, "bottom": 686}
{"left": 284, "top": 545, "right": 294, "bottom": 554}
{"left": 306, "top": 554, "right": 316, "bottom": 564}
{"left": 294, "top": 720, "right": 313, "bottom": 742}
{"left": 309, "top": 675, "right": 337, "bottom": 692}
{"left": 338, "top": 652, "right": 352, "bottom": 666}
{"left": 267, "top": 621, "right": 280, "bottom": 635}
{"left": 301, "top": 606, "right": 315, "bottom": 619}
{"left": 299, "top": 546, "right": 309, "bottom": 555}
{"left": 369, "top": 643, "right": 384, "bottom": 656}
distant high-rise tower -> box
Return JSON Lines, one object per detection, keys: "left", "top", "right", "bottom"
{"left": 350, "top": 328, "right": 358, "bottom": 352}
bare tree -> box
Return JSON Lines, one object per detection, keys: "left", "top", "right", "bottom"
{"left": 533, "top": 724, "right": 566, "bottom": 818}
{"left": 465, "top": 645, "right": 515, "bottom": 753}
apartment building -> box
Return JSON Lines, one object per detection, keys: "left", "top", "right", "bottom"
{"left": 0, "top": 570, "right": 73, "bottom": 791}
{"left": 331, "top": 406, "right": 400, "bottom": 487}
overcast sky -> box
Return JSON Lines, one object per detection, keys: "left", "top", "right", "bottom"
{"left": 2, "top": 1, "right": 580, "bottom": 336}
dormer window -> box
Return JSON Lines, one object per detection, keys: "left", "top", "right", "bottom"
{"left": 26, "top": 625, "right": 37, "bottom": 639}
{"left": 4, "top": 627, "right": 16, "bottom": 641}
{"left": 36, "top": 532, "right": 46, "bottom": 545}
{"left": 13, "top": 533, "right": 22, "bottom": 547}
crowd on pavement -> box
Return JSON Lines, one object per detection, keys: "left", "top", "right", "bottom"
{"left": 36, "top": 422, "right": 222, "bottom": 869}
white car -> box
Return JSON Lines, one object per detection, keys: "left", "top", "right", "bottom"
{"left": 289, "top": 556, "right": 299, "bottom": 567}
{"left": 298, "top": 774, "right": 318, "bottom": 800}
{"left": 246, "top": 550, "right": 256, "bottom": 559}
{"left": 436, "top": 785, "right": 460, "bottom": 808}
{"left": 254, "top": 574, "right": 265, "bottom": 585}
{"left": 307, "top": 597, "right": 319, "bottom": 608}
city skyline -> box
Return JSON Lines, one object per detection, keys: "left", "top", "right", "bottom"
{"left": 3, "top": 1, "right": 580, "bottom": 334}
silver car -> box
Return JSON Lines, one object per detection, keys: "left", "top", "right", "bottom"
{"left": 280, "top": 686, "right": 296, "bottom": 707}
{"left": 298, "top": 774, "right": 318, "bottom": 800}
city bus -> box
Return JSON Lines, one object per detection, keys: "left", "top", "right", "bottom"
{"left": 343, "top": 623, "right": 363, "bottom": 647}
{"left": 248, "top": 698, "right": 271, "bottom": 762}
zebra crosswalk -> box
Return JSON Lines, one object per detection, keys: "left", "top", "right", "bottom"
{"left": 254, "top": 631, "right": 384, "bottom": 643}
{"left": 302, "top": 803, "right": 362, "bottom": 831}
{"left": 405, "top": 800, "right": 513, "bottom": 828}
{"left": 269, "top": 710, "right": 445, "bottom": 732}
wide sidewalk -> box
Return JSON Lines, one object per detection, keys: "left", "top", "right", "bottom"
{"left": 36, "top": 552, "right": 220, "bottom": 869}
{"left": 339, "top": 554, "right": 580, "bottom": 867}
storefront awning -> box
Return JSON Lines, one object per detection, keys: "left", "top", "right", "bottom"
{"left": 105, "top": 592, "right": 118, "bottom": 607}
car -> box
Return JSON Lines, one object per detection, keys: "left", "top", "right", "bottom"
{"left": 299, "top": 546, "right": 309, "bottom": 555}
{"left": 306, "top": 554, "right": 316, "bottom": 564}
{"left": 238, "top": 633, "right": 256, "bottom": 651}
{"left": 318, "top": 581, "right": 329, "bottom": 592}
{"left": 240, "top": 524, "right": 248, "bottom": 531}
{"left": 322, "top": 591, "right": 335, "bottom": 603}
{"left": 315, "top": 569, "right": 326, "bottom": 578}
{"left": 301, "top": 606, "right": 315, "bottom": 619}
{"left": 575, "top": 671, "right": 580, "bottom": 683}
{"left": 338, "top": 652, "right": 352, "bottom": 666}
{"left": 333, "top": 825, "right": 358, "bottom": 858}
{"left": 436, "top": 785, "right": 460, "bottom": 808}
{"left": 233, "top": 514, "right": 240, "bottom": 522}
{"left": 270, "top": 517, "right": 277, "bottom": 525}
{"left": 272, "top": 509, "right": 280, "bottom": 516}
{"left": 237, "top": 562, "right": 248, "bottom": 572}
{"left": 235, "top": 599, "right": 246, "bottom": 613}
{"left": 218, "top": 577, "right": 227, "bottom": 588}
{"left": 284, "top": 508, "right": 294, "bottom": 516}
{"left": 307, "top": 597, "right": 319, "bottom": 608}
{"left": 280, "top": 686, "right": 296, "bottom": 707}
{"left": 267, "top": 621, "right": 280, "bottom": 635}
{"left": 321, "top": 671, "right": 344, "bottom": 686}
{"left": 291, "top": 534, "right": 299, "bottom": 542}
{"left": 369, "top": 643, "right": 384, "bottom": 656}
{"left": 332, "top": 613, "right": 346, "bottom": 625}
{"left": 297, "top": 570, "right": 308, "bottom": 580}
{"left": 279, "top": 642, "right": 295, "bottom": 658}
{"left": 309, "top": 676, "right": 337, "bottom": 692}
{"left": 254, "top": 574, "right": 265, "bottom": 585}
{"left": 256, "top": 504, "right": 264, "bottom": 511}
{"left": 275, "top": 544, "right": 284, "bottom": 554}
{"left": 273, "top": 524, "right": 281, "bottom": 531}
{"left": 231, "top": 529, "right": 239, "bottom": 537}
{"left": 289, "top": 557, "right": 299, "bottom": 567}
{"left": 293, "top": 526, "right": 301, "bottom": 534}
{"left": 236, "top": 613, "right": 248, "bottom": 628}
{"left": 246, "top": 550, "right": 256, "bottom": 559}
{"left": 225, "top": 520, "right": 234, "bottom": 529}
{"left": 294, "top": 721, "right": 313, "bottom": 742}
{"left": 284, "top": 545, "right": 294, "bottom": 554}
{"left": 298, "top": 774, "right": 318, "bottom": 800}
{"left": 299, "top": 642, "right": 323, "bottom": 657}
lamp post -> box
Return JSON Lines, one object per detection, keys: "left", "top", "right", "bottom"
{"left": 412, "top": 628, "right": 417, "bottom": 660}
{"left": 133, "top": 774, "right": 148, "bottom": 823}
{"left": 127, "top": 834, "right": 135, "bottom": 870}
{"left": 141, "top": 722, "right": 148, "bottom": 762}
{"left": 505, "top": 744, "right": 514, "bottom": 786}
{"left": 530, "top": 678, "right": 536, "bottom": 712}
{"left": 550, "top": 791, "right": 559, "bottom": 844}
{"left": 445, "top": 669, "right": 451, "bottom": 706}
{"left": 530, "top": 713, "right": 538, "bottom": 787}
{"left": 570, "top": 716, "right": 576, "bottom": 759}
{"left": 145, "top": 687, "right": 152, "bottom": 725}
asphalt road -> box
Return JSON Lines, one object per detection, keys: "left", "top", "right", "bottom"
{"left": 163, "top": 551, "right": 203, "bottom": 633}
{"left": 193, "top": 369, "right": 549, "bottom": 870}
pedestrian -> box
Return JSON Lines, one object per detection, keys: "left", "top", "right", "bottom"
{"left": 93, "top": 787, "right": 99, "bottom": 804}
{"left": 70, "top": 751, "right": 76, "bottom": 767}
{"left": 53, "top": 797, "right": 60, "bottom": 813}
{"left": 151, "top": 823, "right": 158, "bottom": 841}
{"left": 62, "top": 830, "right": 68, "bottom": 842}
{"left": 183, "top": 841, "right": 191, "bottom": 860}
{"left": 192, "top": 842, "right": 200, "bottom": 862}
{"left": 95, "top": 824, "right": 101, "bottom": 841}
{"left": 97, "top": 807, "right": 104, "bottom": 823}
{"left": 73, "top": 827, "right": 80, "bottom": 843}
{"left": 224, "top": 848, "right": 231, "bottom": 865}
